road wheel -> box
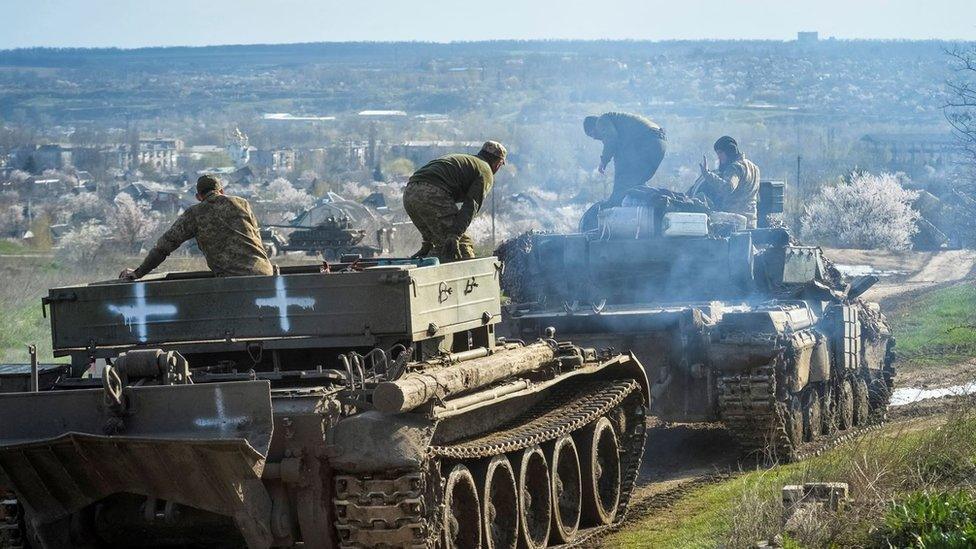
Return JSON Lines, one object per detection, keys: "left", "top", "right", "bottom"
{"left": 474, "top": 456, "right": 518, "bottom": 549}
{"left": 837, "top": 378, "right": 855, "bottom": 431}
{"left": 802, "top": 387, "right": 822, "bottom": 442}
{"left": 853, "top": 377, "right": 871, "bottom": 426}
{"left": 443, "top": 464, "right": 482, "bottom": 549}
{"left": 548, "top": 435, "right": 582, "bottom": 544}
{"left": 577, "top": 417, "right": 621, "bottom": 526}
{"left": 514, "top": 446, "right": 551, "bottom": 549}
{"left": 820, "top": 384, "right": 838, "bottom": 436}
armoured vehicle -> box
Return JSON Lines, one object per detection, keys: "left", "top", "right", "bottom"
{"left": 270, "top": 217, "right": 393, "bottom": 261}
{"left": 0, "top": 257, "right": 648, "bottom": 548}
{"left": 498, "top": 183, "right": 896, "bottom": 459}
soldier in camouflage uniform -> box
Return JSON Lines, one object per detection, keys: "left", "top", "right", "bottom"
{"left": 697, "top": 136, "right": 761, "bottom": 228}
{"left": 120, "top": 175, "right": 274, "bottom": 279}
{"left": 584, "top": 112, "right": 667, "bottom": 205}
{"left": 402, "top": 141, "right": 506, "bottom": 262}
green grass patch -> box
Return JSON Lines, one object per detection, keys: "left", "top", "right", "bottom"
{"left": 0, "top": 240, "right": 27, "bottom": 254}
{"left": 890, "top": 283, "right": 976, "bottom": 367}
{"left": 606, "top": 414, "right": 976, "bottom": 548}
{"left": 0, "top": 301, "right": 54, "bottom": 363}
{"left": 877, "top": 491, "right": 976, "bottom": 548}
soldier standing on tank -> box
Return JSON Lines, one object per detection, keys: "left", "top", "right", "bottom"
{"left": 583, "top": 112, "right": 667, "bottom": 205}
{"left": 119, "top": 174, "right": 274, "bottom": 280}
{"left": 696, "top": 136, "right": 761, "bottom": 228}
{"left": 402, "top": 141, "right": 507, "bottom": 262}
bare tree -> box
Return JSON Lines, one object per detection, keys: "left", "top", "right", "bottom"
{"left": 944, "top": 47, "right": 976, "bottom": 246}
{"left": 110, "top": 194, "right": 163, "bottom": 252}
{"left": 946, "top": 47, "right": 976, "bottom": 167}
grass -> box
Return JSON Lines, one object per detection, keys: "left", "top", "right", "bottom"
{"left": 0, "top": 240, "right": 29, "bottom": 255}
{"left": 889, "top": 283, "right": 976, "bottom": 367}
{"left": 606, "top": 412, "right": 976, "bottom": 548}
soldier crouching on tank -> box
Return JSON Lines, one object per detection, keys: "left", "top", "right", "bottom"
{"left": 584, "top": 112, "right": 667, "bottom": 206}
{"left": 402, "top": 140, "right": 506, "bottom": 262}
{"left": 695, "top": 135, "right": 761, "bottom": 229}
{"left": 119, "top": 174, "right": 274, "bottom": 280}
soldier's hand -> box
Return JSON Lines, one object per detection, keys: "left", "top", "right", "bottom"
{"left": 444, "top": 235, "right": 462, "bottom": 261}
{"left": 118, "top": 268, "right": 137, "bottom": 281}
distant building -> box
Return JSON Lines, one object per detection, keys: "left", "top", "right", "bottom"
{"left": 251, "top": 148, "right": 296, "bottom": 174}
{"left": 33, "top": 144, "right": 73, "bottom": 171}
{"left": 389, "top": 140, "right": 483, "bottom": 165}
{"left": 859, "top": 133, "right": 961, "bottom": 173}
{"left": 134, "top": 138, "right": 183, "bottom": 173}
{"left": 797, "top": 32, "right": 819, "bottom": 45}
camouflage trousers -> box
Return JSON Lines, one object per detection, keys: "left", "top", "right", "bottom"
{"left": 403, "top": 182, "right": 476, "bottom": 262}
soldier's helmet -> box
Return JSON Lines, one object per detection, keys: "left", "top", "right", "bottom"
{"left": 196, "top": 174, "right": 223, "bottom": 196}
{"left": 480, "top": 141, "right": 507, "bottom": 163}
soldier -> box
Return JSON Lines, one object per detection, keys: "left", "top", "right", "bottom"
{"left": 696, "top": 135, "right": 761, "bottom": 228}
{"left": 119, "top": 174, "right": 273, "bottom": 280}
{"left": 583, "top": 112, "right": 667, "bottom": 205}
{"left": 403, "top": 141, "right": 506, "bottom": 262}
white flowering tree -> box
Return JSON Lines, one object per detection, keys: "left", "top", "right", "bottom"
{"left": 255, "top": 178, "right": 315, "bottom": 224}
{"left": 0, "top": 204, "right": 26, "bottom": 237}
{"left": 110, "top": 193, "right": 163, "bottom": 252}
{"left": 57, "top": 221, "right": 109, "bottom": 265}
{"left": 801, "top": 172, "right": 919, "bottom": 250}
{"left": 57, "top": 192, "right": 110, "bottom": 224}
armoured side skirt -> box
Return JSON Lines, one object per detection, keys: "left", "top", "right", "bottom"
{"left": 0, "top": 381, "right": 275, "bottom": 547}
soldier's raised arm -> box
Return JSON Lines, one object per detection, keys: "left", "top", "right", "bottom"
{"left": 126, "top": 210, "right": 198, "bottom": 279}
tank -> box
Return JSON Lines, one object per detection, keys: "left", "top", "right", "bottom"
{"left": 498, "top": 183, "right": 895, "bottom": 460}
{"left": 0, "top": 256, "right": 648, "bottom": 548}
{"left": 273, "top": 217, "right": 393, "bottom": 261}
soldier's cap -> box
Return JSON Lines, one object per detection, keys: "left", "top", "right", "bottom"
{"left": 479, "top": 141, "right": 507, "bottom": 162}
{"left": 196, "top": 174, "right": 223, "bottom": 196}
{"left": 714, "top": 135, "right": 739, "bottom": 154}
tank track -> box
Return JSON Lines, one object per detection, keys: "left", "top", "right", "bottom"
{"left": 716, "top": 365, "right": 794, "bottom": 460}
{"left": 333, "top": 379, "right": 646, "bottom": 548}
{"left": 718, "top": 364, "right": 895, "bottom": 462}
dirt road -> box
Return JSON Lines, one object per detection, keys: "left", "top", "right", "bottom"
{"left": 825, "top": 248, "right": 976, "bottom": 303}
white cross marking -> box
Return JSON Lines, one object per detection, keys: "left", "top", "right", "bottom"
{"left": 107, "top": 283, "right": 178, "bottom": 343}
{"left": 193, "top": 386, "right": 247, "bottom": 432}
{"left": 255, "top": 276, "right": 316, "bottom": 332}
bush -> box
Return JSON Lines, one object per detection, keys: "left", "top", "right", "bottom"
{"left": 57, "top": 221, "right": 109, "bottom": 265}
{"left": 878, "top": 491, "right": 976, "bottom": 548}
{"left": 801, "top": 172, "right": 919, "bottom": 250}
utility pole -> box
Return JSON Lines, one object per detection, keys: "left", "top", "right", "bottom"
{"left": 796, "top": 155, "right": 802, "bottom": 193}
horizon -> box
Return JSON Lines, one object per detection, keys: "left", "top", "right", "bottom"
{"left": 5, "top": 0, "right": 976, "bottom": 49}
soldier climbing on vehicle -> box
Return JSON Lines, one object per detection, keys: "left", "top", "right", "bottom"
{"left": 693, "top": 135, "right": 761, "bottom": 228}
{"left": 119, "top": 174, "right": 273, "bottom": 279}
{"left": 583, "top": 112, "right": 667, "bottom": 206}
{"left": 402, "top": 140, "right": 506, "bottom": 262}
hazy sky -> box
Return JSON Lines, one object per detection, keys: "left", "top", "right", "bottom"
{"left": 4, "top": 0, "right": 976, "bottom": 49}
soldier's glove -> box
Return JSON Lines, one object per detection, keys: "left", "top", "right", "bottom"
{"left": 118, "top": 268, "right": 138, "bottom": 281}
{"left": 411, "top": 241, "right": 432, "bottom": 259}
{"left": 444, "top": 234, "right": 462, "bottom": 261}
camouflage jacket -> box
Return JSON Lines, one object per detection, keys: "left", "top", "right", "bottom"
{"left": 407, "top": 153, "right": 494, "bottom": 235}
{"left": 700, "top": 155, "right": 761, "bottom": 228}
{"left": 135, "top": 193, "right": 273, "bottom": 278}
{"left": 591, "top": 112, "right": 665, "bottom": 168}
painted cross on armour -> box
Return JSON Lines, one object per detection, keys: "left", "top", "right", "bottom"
{"left": 255, "top": 276, "right": 316, "bottom": 332}
{"left": 107, "top": 283, "right": 178, "bottom": 343}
